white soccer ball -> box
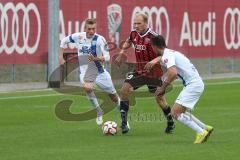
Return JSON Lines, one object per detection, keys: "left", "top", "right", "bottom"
{"left": 102, "top": 121, "right": 118, "bottom": 135}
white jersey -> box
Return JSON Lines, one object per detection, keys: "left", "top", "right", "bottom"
{"left": 60, "top": 32, "right": 116, "bottom": 94}
{"left": 161, "top": 48, "right": 201, "bottom": 86}
{"left": 60, "top": 32, "right": 110, "bottom": 81}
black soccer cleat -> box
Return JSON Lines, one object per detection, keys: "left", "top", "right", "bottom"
{"left": 165, "top": 121, "right": 175, "bottom": 134}
{"left": 121, "top": 125, "right": 129, "bottom": 134}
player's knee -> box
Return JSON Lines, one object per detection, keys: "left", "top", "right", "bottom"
{"left": 120, "top": 85, "right": 131, "bottom": 96}
{"left": 171, "top": 108, "right": 179, "bottom": 119}
{"left": 171, "top": 108, "right": 185, "bottom": 119}
{"left": 109, "top": 93, "right": 119, "bottom": 103}
{"left": 84, "top": 86, "right": 93, "bottom": 93}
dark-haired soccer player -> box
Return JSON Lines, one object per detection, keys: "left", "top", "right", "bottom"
{"left": 146, "top": 35, "right": 213, "bottom": 144}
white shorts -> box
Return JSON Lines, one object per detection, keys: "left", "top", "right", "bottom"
{"left": 175, "top": 79, "right": 204, "bottom": 110}
{"left": 79, "top": 70, "right": 117, "bottom": 94}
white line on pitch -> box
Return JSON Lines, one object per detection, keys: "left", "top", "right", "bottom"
{"left": 0, "top": 80, "right": 239, "bottom": 100}
{"left": 0, "top": 93, "right": 63, "bottom": 100}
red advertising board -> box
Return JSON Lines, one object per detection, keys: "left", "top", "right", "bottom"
{"left": 0, "top": 0, "right": 239, "bottom": 64}
{"left": 0, "top": 0, "right": 48, "bottom": 64}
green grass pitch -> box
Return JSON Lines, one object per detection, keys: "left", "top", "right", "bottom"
{"left": 0, "top": 78, "right": 239, "bottom": 160}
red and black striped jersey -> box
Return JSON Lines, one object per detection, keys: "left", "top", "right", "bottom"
{"left": 128, "top": 28, "right": 163, "bottom": 77}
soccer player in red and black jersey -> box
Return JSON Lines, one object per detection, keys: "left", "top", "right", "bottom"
{"left": 115, "top": 12, "right": 174, "bottom": 134}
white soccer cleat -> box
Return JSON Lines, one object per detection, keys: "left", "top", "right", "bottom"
{"left": 96, "top": 116, "right": 103, "bottom": 125}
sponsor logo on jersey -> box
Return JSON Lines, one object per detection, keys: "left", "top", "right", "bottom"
{"left": 164, "top": 58, "right": 168, "bottom": 64}
{"left": 80, "top": 46, "right": 91, "bottom": 54}
{"left": 135, "top": 44, "right": 146, "bottom": 51}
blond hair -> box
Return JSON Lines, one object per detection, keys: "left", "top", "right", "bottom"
{"left": 135, "top": 12, "right": 148, "bottom": 23}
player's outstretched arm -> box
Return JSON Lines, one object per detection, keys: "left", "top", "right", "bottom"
{"left": 59, "top": 36, "right": 70, "bottom": 65}
{"left": 144, "top": 56, "right": 161, "bottom": 72}
{"left": 59, "top": 34, "right": 78, "bottom": 65}
{"left": 155, "top": 66, "right": 177, "bottom": 96}
{"left": 59, "top": 48, "right": 66, "bottom": 65}
{"left": 114, "top": 39, "right": 132, "bottom": 66}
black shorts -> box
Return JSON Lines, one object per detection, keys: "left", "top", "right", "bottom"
{"left": 124, "top": 72, "right": 162, "bottom": 93}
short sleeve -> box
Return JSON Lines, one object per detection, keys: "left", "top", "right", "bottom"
{"left": 162, "top": 52, "right": 175, "bottom": 69}
{"left": 97, "top": 36, "right": 110, "bottom": 61}
{"left": 97, "top": 36, "right": 108, "bottom": 52}
{"left": 69, "top": 33, "right": 80, "bottom": 43}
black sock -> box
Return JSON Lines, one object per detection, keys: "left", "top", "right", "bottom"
{"left": 162, "top": 106, "right": 174, "bottom": 123}
{"left": 120, "top": 101, "right": 129, "bottom": 126}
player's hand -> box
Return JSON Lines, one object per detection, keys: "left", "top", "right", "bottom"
{"left": 59, "top": 57, "right": 66, "bottom": 65}
{"left": 114, "top": 54, "right": 125, "bottom": 66}
{"left": 144, "top": 57, "right": 160, "bottom": 72}
{"left": 144, "top": 61, "right": 155, "bottom": 72}
{"left": 155, "top": 86, "right": 166, "bottom": 97}
{"left": 88, "top": 55, "right": 95, "bottom": 62}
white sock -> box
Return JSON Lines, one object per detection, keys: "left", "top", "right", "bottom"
{"left": 177, "top": 113, "right": 204, "bottom": 134}
{"left": 95, "top": 106, "right": 103, "bottom": 116}
{"left": 115, "top": 96, "right": 121, "bottom": 111}
{"left": 185, "top": 112, "right": 206, "bottom": 129}
{"left": 86, "top": 91, "right": 100, "bottom": 109}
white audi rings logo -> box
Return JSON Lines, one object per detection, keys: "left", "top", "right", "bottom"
{"left": 223, "top": 8, "right": 240, "bottom": 50}
{"left": 0, "top": 2, "right": 41, "bottom": 54}
{"left": 131, "top": 6, "right": 170, "bottom": 43}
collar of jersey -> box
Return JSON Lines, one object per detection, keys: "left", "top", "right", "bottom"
{"left": 136, "top": 28, "right": 150, "bottom": 37}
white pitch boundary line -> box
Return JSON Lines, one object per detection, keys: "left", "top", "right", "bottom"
{"left": 0, "top": 88, "right": 53, "bottom": 94}
{"left": 0, "top": 93, "right": 64, "bottom": 100}
{"left": 204, "top": 80, "right": 240, "bottom": 86}
{"left": 173, "top": 80, "right": 240, "bottom": 87}
{"left": 135, "top": 80, "right": 240, "bottom": 91}
{"left": 0, "top": 80, "right": 240, "bottom": 100}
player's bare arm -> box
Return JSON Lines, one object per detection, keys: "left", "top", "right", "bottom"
{"left": 59, "top": 46, "right": 66, "bottom": 65}
{"left": 155, "top": 66, "right": 177, "bottom": 96}
{"left": 144, "top": 56, "right": 161, "bottom": 72}
{"left": 114, "top": 39, "right": 132, "bottom": 66}
{"left": 60, "top": 36, "right": 72, "bottom": 65}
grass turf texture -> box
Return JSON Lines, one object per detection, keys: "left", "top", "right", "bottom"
{"left": 0, "top": 78, "right": 239, "bottom": 160}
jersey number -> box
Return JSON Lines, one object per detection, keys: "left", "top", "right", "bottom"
{"left": 126, "top": 74, "right": 134, "bottom": 80}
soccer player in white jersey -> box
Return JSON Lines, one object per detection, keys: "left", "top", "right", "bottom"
{"left": 59, "top": 19, "right": 120, "bottom": 125}
{"left": 145, "top": 35, "right": 213, "bottom": 144}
